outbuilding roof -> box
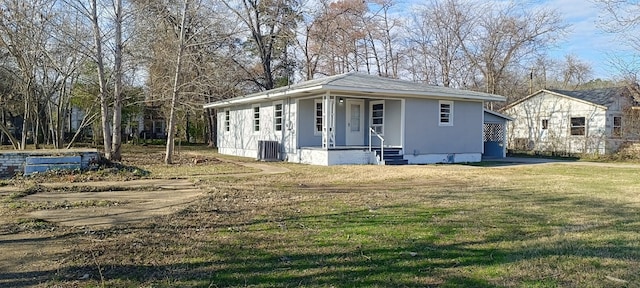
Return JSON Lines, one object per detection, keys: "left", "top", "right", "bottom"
{"left": 204, "top": 72, "right": 506, "bottom": 108}
{"left": 503, "top": 86, "right": 639, "bottom": 111}
{"left": 546, "top": 87, "right": 628, "bottom": 107}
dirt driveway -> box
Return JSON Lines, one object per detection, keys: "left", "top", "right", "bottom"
{"left": 27, "top": 179, "right": 202, "bottom": 229}
{"left": 0, "top": 160, "right": 290, "bottom": 286}
{"left": 3, "top": 161, "right": 290, "bottom": 230}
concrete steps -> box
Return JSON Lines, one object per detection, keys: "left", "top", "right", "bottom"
{"left": 373, "top": 148, "right": 408, "bottom": 165}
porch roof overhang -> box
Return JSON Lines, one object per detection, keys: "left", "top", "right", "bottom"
{"left": 484, "top": 109, "right": 514, "bottom": 121}
{"left": 203, "top": 72, "right": 506, "bottom": 109}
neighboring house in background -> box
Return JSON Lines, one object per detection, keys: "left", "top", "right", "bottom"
{"left": 66, "top": 104, "right": 167, "bottom": 143}
{"left": 502, "top": 87, "right": 640, "bottom": 155}
{"left": 138, "top": 104, "right": 167, "bottom": 140}
{"left": 203, "top": 72, "right": 507, "bottom": 165}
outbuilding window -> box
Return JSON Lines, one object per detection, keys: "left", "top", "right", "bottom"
{"left": 570, "top": 117, "right": 585, "bottom": 136}
{"left": 541, "top": 119, "right": 548, "bottom": 130}
{"left": 439, "top": 100, "right": 453, "bottom": 126}
{"left": 613, "top": 116, "right": 622, "bottom": 137}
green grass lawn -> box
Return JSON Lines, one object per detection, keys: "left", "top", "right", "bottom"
{"left": 3, "top": 146, "right": 639, "bottom": 287}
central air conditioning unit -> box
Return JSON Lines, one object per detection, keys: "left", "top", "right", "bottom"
{"left": 257, "top": 140, "right": 280, "bottom": 161}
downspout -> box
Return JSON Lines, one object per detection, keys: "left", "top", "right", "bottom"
{"left": 481, "top": 105, "right": 485, "bottom": 156}
{"left": 332, "top": 94, "right": 336, "bottom": 148}
{"left": 286, "top": 96, "right": 292, "bottom": 161}
{"left": 503, "top": 121, "right": 508, "bottom": 158}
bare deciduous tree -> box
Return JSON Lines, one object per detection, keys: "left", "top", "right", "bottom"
{"left": 0, "top": 0, "right": 60, "bottom": 149}
{"left": 64, "top": 0, "right": 113, "bottom": 157}
{"left": 64, "top": 0, "right": 131, "bottom": 160}
{"left": 222, "top": 0, "right": 299, "bottom": 90}
{"left": 406, "top": 0, "right": 472, "bottom": 87}
{"left": 458, "top": 1, "right": 566, "bottom": 95}
{"left": 560, "top": 54, "right": 593, "bottom": 89}
{"left": 164, "top": 0, "right": 189, "bottom": 164}
{"left": 111, "top": 0, "right": 124, "bottom": 161}
{"left": 306, "top": 0, "right": 368, "bottom": 76}
{"left": 596, "top": 0, "right": 640, "bottom": 80}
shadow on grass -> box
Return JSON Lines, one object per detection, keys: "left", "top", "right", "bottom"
{"left": 467, "top": 157, "right": 577, "bottom": 168}
{"left": 1, "top": 187, "right": 638, "bottom": 287}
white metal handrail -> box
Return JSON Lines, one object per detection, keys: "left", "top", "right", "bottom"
{"left": 369, "top": 127, "right": 385, "bottom": 164}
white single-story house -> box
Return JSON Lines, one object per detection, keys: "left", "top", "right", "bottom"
{"left": 204, "top": 72, "right": 508, "bottom": 165}
{"left": 502, "top": 87, "right": 640, "bottom": 155}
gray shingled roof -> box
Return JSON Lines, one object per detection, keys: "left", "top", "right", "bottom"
{"left": 204, "top": 72, "right": 505, "bottom": 108}
{"left": 317, "top": 73, "right": 504, "bottom": 99}
{"left": 547, "top": 87, "right": 628, "bottom": 106}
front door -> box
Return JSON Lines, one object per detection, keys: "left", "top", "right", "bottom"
{"left": 346, "top": 99, "right": 364, "bottom": 145}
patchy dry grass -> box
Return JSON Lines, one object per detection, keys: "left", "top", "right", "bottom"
{"left": 122, "top": 145, "right": 259, "bottom": 178}
{"left": 1, "top": 146, "right": 639, "bottom": 287}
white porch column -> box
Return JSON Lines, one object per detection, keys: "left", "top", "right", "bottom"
{"left": 321, "top": 92, "right": 336, "bottom": 148}
{"left": 502, "top": 122, "right": 508, "bottom": 157}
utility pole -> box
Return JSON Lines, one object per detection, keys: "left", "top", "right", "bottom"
{"left": 529, "top": 67, "right": 534, "bottom": 95}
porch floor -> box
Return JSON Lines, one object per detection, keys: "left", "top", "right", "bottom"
{"left": 300, "top": 146, "right": 401, "bottom": 151}
{"left": 297, "top": 146, "right": 407, "bottom": 165}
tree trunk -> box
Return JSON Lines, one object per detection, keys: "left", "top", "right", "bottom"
{"left": 20, "top": 89, "right": 29, "bottom": 150}
{"left": 111, "top": 0, "right": 123, "bottom": 161}
{"left": 0, "top": 108, "right": 4, "bottom": 145}
{"left": 165, "top": 0, "right": 189, "bottom": 164}
{"left": 0, "top": 122, "right": 20, "bottom": 149}
{"left": 67, "top": 111, "right": 98, "bottom": 149}
{"left": 185, "top": 112, "right": 190, "bottom": 143}
{"left": 206, "top": 106, "right": 217, "bottom": 147}
{"left": 90, "top": 0, "right": 112, "bottom": 159}
{"left": 33, "top": 111, "right": 40, "bottom": 149}
{"left": 47, "top": 102, "right": 58, "bottom": 148}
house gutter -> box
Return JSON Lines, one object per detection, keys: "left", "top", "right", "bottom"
{"left": 203, "top": 85, "right": 324, "bottom": 109}
{"left": 204, "top": 83, "right": 506, "bottom": 109}
{"left": 321, "top": 85, "right": 506, "bottom": 102}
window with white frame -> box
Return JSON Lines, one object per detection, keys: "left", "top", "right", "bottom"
{"left": 439, "top": 100, "right": 453, "bottom": 126}
{"left": 570, "top": 117, "right": 585, "bottom": 136}
{"left": 613, "top": 116, "right": 622, "bottom": 137}
{"left": 224, "top": 109, "right": 230, "bottom": 132}
{"left": 274, "top": 102, "right": 283, "bottom": 131}
{"left": 252, "top": 105, "right": 260, "bottom": 132}
{"left": 314, "top": 99, "right": 322, "bottom": 135}
{"left": 541, "top": 119, "right": 549, "bottom": 130}
{"left": 370, "top": 101, "right": 384, "bottom": 134}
